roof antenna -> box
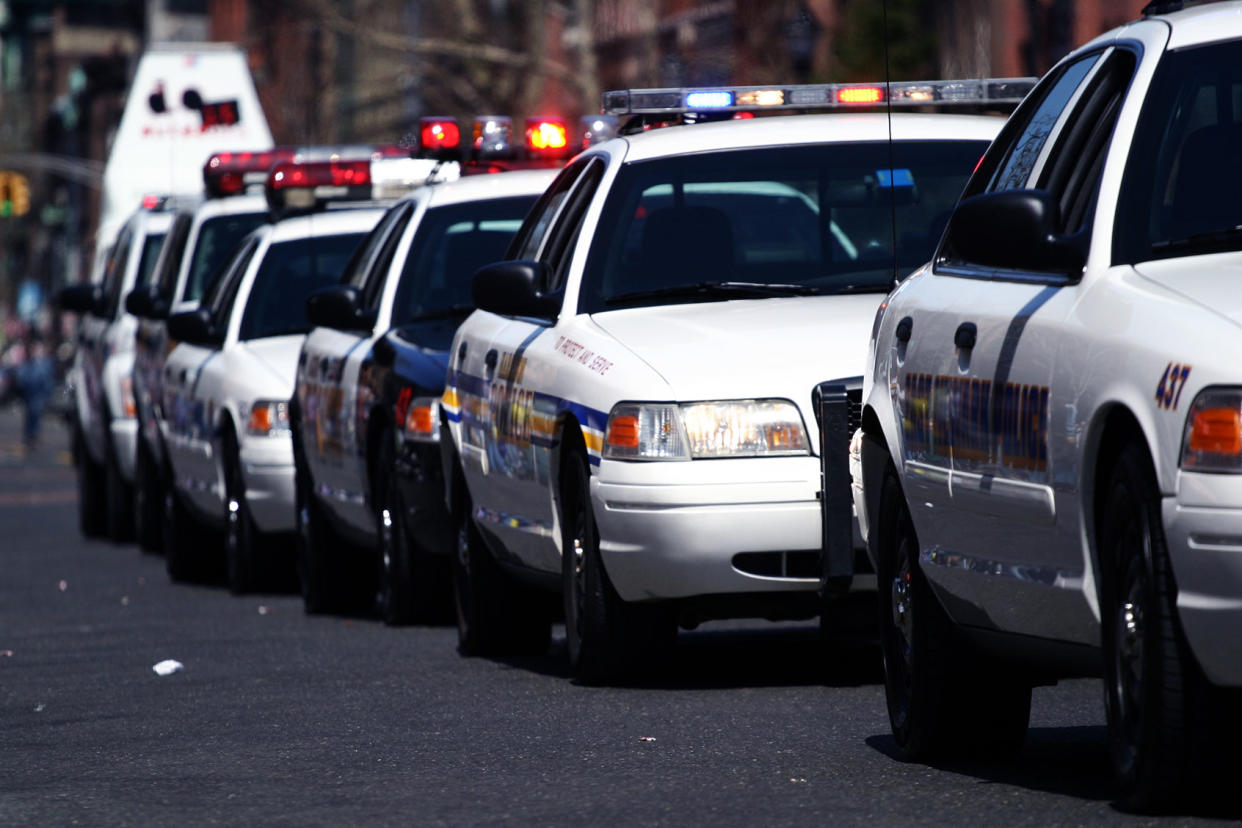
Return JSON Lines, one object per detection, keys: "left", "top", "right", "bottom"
{"left": 883, "top": 0, "right": 900, "bottom": 288}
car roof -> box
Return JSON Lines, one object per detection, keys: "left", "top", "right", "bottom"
{"left": 191, "top": 192, "right": 268, "bottom": 221}
{"left": 613, "top": 112, "right": 1005, "bottom": 163}
{"left": 266, "top": 206, "right": 387, "bottom": 243}
{"left": 420, "top": 168, "right": 561, "bottom": 208}
{"left": 1163, "top": 0, "right": 1242, "bottom": 48}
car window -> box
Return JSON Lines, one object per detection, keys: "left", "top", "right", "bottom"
{"left": 986, "top": 53, "right": 1102, "bottom": 193}
{"left": 509, "top": 159, "right": 591, "bottom": 261}
{"left": 107, "top": 230, "right": 167, "bottom": 319}
{"left": 542, "top": 159, "right": 605, "bottom": 291}
{"left": 100, "top": 223, "right": 135, "bottom": 319}
{"left": 239, "top": 232, "right": 368, "bottom": 340}
{"left": 206, "top": 238, "right": 261, "bottom": 332}
{"left": 182, "top": 211, "right": 268, "bottom": 304}
{"left": 579, "top": 141, "right": 989, "bottom": 313}
{"left": 153, "top": 212, "right": 193, "bottom": 299}
{"left": 360, "top": 204, "right": 417, "bottom": 311}
{"left": 342, "top": 200, "right": 414, "bottom": 295}
{"left": 1115, "top": 38, "right": 1242, "bottom": 263}
{"left": 389, "top": 195, "right": 539, "bottom": 323}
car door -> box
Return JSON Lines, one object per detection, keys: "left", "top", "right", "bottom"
{"left": 465, "top": 157, "right": 606, "bottom": 573}
{"left": 165, "top": 237, "right": 259, "bottom": 520}
{"left": 892, "top": 44, "right": 1137, "bottom": 639}
{"left": 300, "top": 200, "right": 416, "bottom": 537}
{"left": 80, "top": 222, "right": 134, "bottom": 457}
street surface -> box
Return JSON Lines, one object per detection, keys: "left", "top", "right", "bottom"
{"left": 0, "top": 406, "right": 1234, "bottom": 825}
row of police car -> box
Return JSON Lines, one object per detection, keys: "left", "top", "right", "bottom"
{"left": 62, "top": 1, "right": 1242, "bottom": 812}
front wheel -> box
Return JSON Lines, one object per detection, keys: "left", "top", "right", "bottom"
{"left": 561, "top": 447, "right": 673, "bottom": 683}
{"left": 1101, "top": 442, "right": 1212, "bottom": 812}
{"left": 74, "top": 426, "right": 106, "bottom": 539}
{"left": 103, "top": 433, "right": 136, "bottom": 543}
{"left": 224, "top": 436, "right": 262, "bottom": 595}
{"left": 133, "top": 434, "right": 163, "bottom": 554}
{"left": 875, "top": 465, "right": 1029, "bottom": 760}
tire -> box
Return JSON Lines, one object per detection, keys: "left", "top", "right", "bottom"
{"left": 223, "top": 433, "right": 262, "bottom": 595}
{"left": 294, "top": 451, "right": 340, "bottom": 614}
{"left": 163, "top": 483, "right": 212, "bottom": 582}
{"left": 104, "top": 433, "right": 136, "bottom": 543}
{"left": 451, "top": 481, "right": 550, "bottom": 656}
{"left": 1101, "top": 442, "right": 1208, "bottom": 812}
{"left": 375, "top": 432, "right": 442, "bottom": 626}
{"left": 875, "top": 465, "right": 1030, "bottom": 761}
{"left": 561, "top": 446, "right": 674, "bottom": 683}
{"left": 133, "top": 434, "right": 163, "bottom": 554}
{"left": 74, "top": 426, "right": 107, "bottom": 539}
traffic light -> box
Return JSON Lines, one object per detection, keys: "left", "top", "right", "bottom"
{"left": 0, "top": 172, "right": 30, "bottom": 217}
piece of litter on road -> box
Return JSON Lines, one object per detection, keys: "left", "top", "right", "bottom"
{"left": 790, "top": 778, "right": 807, "bottom": 783}
{"left": 152, "top": 659, "right": 184, "bottom": 676}
{"left": 257, "top": 605, "right": 270, "bottom": 615}
{"left": 638, "top": 736, "right": 656, "bottom": 742}
{"left": 34, "top": 703, "right": 45, "bottom": 712}
{"left": 0, "top": 650, "right": 13, "bottom": 657}
{"left": 57, "top": 580, "right": 67, "bottom": 592}
{"left": 120, "top": 596, "right": 130, "bottom": 606}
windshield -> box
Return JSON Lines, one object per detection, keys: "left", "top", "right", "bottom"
{"left": 579, "top": 141, "right": 989, "bottom": 312}
{"left": 390, "top": 195, "right": 537, "bottom": 323}
{"left": 183, "top": 211, "right": 268, "bottom": 304}
{"left": 239, "top": 232, "right": 367, "bottom": 340}
{"left": 1116, "top": 39, "right": 1242, "bottom": 263}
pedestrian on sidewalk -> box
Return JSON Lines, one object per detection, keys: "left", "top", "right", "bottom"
{"left": 13, "top": 332, "right": 56, "bottom": 449}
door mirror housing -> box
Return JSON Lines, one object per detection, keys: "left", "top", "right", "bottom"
{"left": 167, "top": 307, "right": 223, "bottom": 349}
{"left": 944, "top": 190, "right": 1086, "bottom": 277}
{"left": 58, "top": 283, "right": 104, "bottom": 316}
{"left": 125, "top": 283, "right": 170, "bottom": 319}
{"left": 471, "top": 260, "right": 559, "bottom": 323}
{"left": 305, "top": 285, "right": 376, "bottom": 333}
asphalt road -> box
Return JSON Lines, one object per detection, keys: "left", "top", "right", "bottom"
{"left": 0, "top": 406, "right": 1234, "bottom": 825}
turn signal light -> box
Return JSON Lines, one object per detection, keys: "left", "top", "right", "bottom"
{"left": 605, "top": 415, "right": 640, "bottom": 448}
{"left": 1189, "top": 407, "right": 1242, "bottom": 455}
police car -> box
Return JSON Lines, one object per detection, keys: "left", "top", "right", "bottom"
{"left": 441, "top": 81, "right": 1026, "bottom": 678}
{"left": 126, "top": 152, "right": 281, "bottom": 552}
{"left": 158, "top": 155, "right": 420, "bottom": 590}
{"left": 853, "top": 1, "right": 1242, "bottom": 810}
{"left": 60, "top": 199, "right": 173, "bottom": 541}
{"left": 292, "top": 168, "right": 556, "bottom": 621}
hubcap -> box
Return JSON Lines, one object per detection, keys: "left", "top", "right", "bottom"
{"left": 1114, "top": 578, "right": 1146, "bottom": 749}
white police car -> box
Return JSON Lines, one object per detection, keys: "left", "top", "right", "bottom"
{"left": 293, "top": 168, "right": 556, "bottom": 621}
{"left": 853, "top": 1, "right": 1242, "bottom": 810}
{"left": 441, "top": 81, "right": 1024, "bottom": 678}
{"left": 61, "top": 200, "right": 173, "bottom": 541}
{"left": 160, "top": 159, "right": 393, "bottom": 590}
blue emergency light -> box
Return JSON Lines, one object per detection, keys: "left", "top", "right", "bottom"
{"left": 684, "top": 91, "right": 734, "bottom": 109}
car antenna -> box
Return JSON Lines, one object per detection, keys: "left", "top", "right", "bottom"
{"left": 883, "top": 0, "right": 900, "bottom": 289}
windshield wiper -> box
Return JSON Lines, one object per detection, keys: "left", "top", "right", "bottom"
{"left": 405, "top": 303, "right": 475, "bottom": 322}
{"left": 605, "top": 281, "right": 822, "bottom": 307}
{"left": 1152, "top": 225, "right": 1242, "bottom": 259}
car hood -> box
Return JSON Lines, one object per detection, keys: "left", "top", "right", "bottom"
{"left": 590, "top": 294, "right": 884, "bottom": 403}
{"left": 1133, "top": 253, "right": 1242, "bottom": 328}
{"left": 238, "top": 334, "right": 305, "bottom": 391}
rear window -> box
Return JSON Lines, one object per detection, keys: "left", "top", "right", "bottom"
{"left": 580, "top": 141, "right": 989, "bottom": 312}
{"left": 239, "top": 232, "right": 366, "bottom": 340}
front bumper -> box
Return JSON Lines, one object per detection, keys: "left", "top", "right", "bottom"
{"left": 109, "top": 417, "right": 139, "bottom": 482}
{"left": 1163, "top": 472, "right": 1242, "bottom": 688}
{"left": 593, "top": 455, "right": 856, "bottom": 603}
{"left": 240, "top": 435, "right": 296, "bottom": 534}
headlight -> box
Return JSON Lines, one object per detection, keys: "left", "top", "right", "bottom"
{"left": 1181, "top": 388, "right": 1242, "bottom": 472}
{"left": 247, "top": 399, "right": 291, "bottom": 437}
{"left": 604, "top": 400, "right": 808, "bottom": 461}
{"left": 403, "top": 396, "right": 440, "bottom": 443}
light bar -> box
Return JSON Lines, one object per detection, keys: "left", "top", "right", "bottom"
{"left": 472, "top": 116, "right": 515, "bottom": 160}
{"left": 420, "top": 117, "right": 461, "bottom": 159}
{"left": 525, "top": 117, "right": 570, "bottom": 156}
{"left": 603, "top": 78, "right": 1038, "bottom": 116}
{"left": 266, "top": 159, "right": 372, "bottom": 211}
{"left": 203, "top": 148, "right": 297, "bottom": 198}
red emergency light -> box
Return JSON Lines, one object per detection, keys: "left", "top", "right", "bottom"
{"left": 525, "top": 118, "right": 569, "bottom": 154}
{"left": 837, "top": 86, "right": 885, "bottom": 105}
{"left": 203, "top": 148, "right": 297, "bottom": 198}
{"left": 266, "top": 159, "right": 372, "bottom": 212}
{"left": 419, "top": 117, "right": 461, "bottom": 158}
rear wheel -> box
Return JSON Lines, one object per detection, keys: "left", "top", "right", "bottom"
{"left": 74, "top": 425, "right": 106, "bottom": 539}
{"left": 103, "top": 432, "right": 136, "bottom": 543}
{"left": 452, "top": 481, "right": 550, "bottom": 656}
{"left": 561, "top": 446, "right": 673, "bottom": 683}
{"left": 375, "top": 432, "right": 444, "bottom": 625}
{"left": 876, "top": 465, "right": 1030, "bottom": 760}
{"left": 1101, "top": 442, "right": 1211, "bottom": 812}
{"left": 294, "top": 453, "right": 340, "bottom": 614}
{"left": 163, "top": 483, "right": 214, "bottom": 582}
{"left": 133, "top": 433, "right": 163, "bottom": 554}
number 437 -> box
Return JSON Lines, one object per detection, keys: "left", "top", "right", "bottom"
{"left": 1155, "top": 362, "right": 1191, "bottom": 411}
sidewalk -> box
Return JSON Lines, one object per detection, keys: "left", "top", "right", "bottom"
{"left": 0, "top": 401, "right": 74, "bottom": 486}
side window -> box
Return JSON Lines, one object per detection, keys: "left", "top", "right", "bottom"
{"left": 360, "top": 205, "right": 415, "bottom": 310}
{"left": 204, "top": 238, "right": 259, "bottom": 332}
{"left": 540, "top": 159, "right": 605, "bottom": 291}
{"left": 101, "top": 224, "right": 135, "bottom": 319}
{"left": 342, "top": 200, "right": 413, "bottom": 293}
{"left": 984, "top": 52, "right": 1103, "bottom": 193}
{"left": 154, "top": 213, "right": 193, "bottom": 299}
{"left": 509, "top": 158, "right": 592, "bottom": 261}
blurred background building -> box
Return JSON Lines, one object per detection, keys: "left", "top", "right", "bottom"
{"left": 0, "top": 0, "right": 1136, "bottom": 331}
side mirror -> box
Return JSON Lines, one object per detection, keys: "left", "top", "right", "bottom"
{"left": 945, "top": 190, "right": 1085, "bottom": 276}
{"left": 471, "top": 260, "right": 559, "bottom": 322}
{"left": 125, "top": 284, "right": 171, "bottom": 319}
{"left": 167, "top": 307, "right": 223, "bottom": 349}
{"left": 305, "top": 285, "right": 376, "bottom": 333}
{"left": 58, "top": 283, "right": 104, "bottom": 315}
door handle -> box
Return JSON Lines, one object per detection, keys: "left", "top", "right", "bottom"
{"left": 954, "top": 322, "right": 977, "bottom": 350}
{"left": 895, "top": 316, "right": 912, "bottom": 344}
